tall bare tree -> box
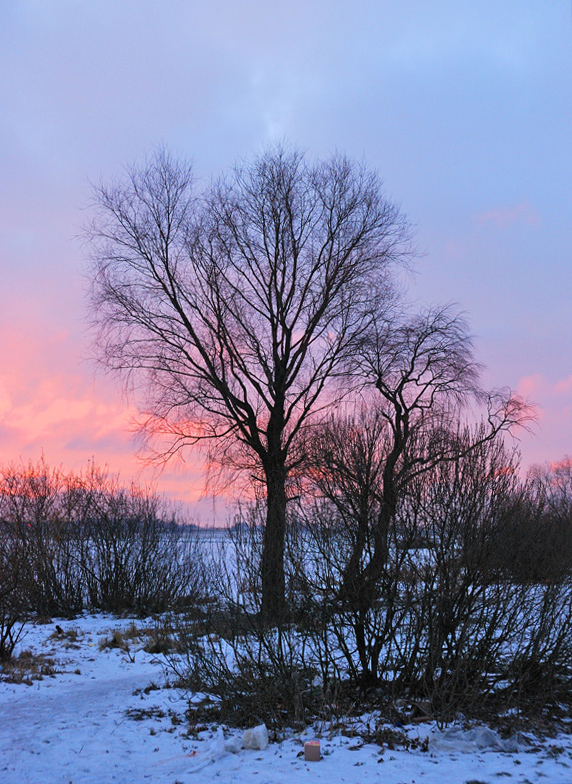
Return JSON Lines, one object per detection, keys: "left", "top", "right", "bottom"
{"left": 86, "top": 145, "right": 410, "bottom": 621}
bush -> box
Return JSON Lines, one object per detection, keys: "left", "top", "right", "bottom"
{"left": 79, "top": 474, "right": 203, "bottom": 614}
{"left": 169, "top": 441, "right": 572, "bottom": 727}
{"left": 0, "top": 530, "right": 27, "bottom": 661}
{"left": 0, "top": 460, "right": 205, "bottom": 619}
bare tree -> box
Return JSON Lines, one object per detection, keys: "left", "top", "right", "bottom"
{"left": 306, "top": 407, "right": 387, "bottom": 601}
{"left": 309, "top": 306, "right": 531, "bottom": 612}
{"left": 86, "top": 145, "right": 410, "bottom": 621}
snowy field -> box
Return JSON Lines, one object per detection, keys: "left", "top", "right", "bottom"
{"left": 3, "top": 614, "right": 572, "bottom": 784}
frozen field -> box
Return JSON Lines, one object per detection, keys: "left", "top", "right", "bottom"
{"left": 2, "top": 614, "right": 572, "bottom": 784}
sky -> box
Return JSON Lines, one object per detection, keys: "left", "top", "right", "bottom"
{"left": 1, "top": 1, "right": 571, "bottom": 521}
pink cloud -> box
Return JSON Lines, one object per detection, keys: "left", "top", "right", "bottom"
{"left": 518, "top": 373, "right": 545, "bottom": 398}
{"left": 0, "top": 321, "right": 208, "bottom": 512}
{"left": 554, "top": 375, "right": 572, "bottom": 395}
{"left": 549, "top": 455, "right": 572, "bottom": 473}
{"left": 476, "top": 202, "right": 540, "bottom": 230}
{"left": 516, "top": 372, "right": 572, "bottom": 469}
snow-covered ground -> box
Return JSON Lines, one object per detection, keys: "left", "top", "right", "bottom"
{"left": 2, "top": 614, "right": 572, "bottom": 784}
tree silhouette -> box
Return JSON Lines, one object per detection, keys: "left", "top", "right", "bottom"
{"left": 86, "top": 145, "right": 410, "bottom": 621}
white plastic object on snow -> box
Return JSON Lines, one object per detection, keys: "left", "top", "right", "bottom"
{"left": 242, "top": 724, "right": 269, "bottom": 750}
{"left": 224, "top": 735, "right": 242, "bottom": 754}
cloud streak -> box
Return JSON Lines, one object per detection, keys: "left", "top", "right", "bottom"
{"left": 477, "top": 202, "right": 540, "bottom": 230}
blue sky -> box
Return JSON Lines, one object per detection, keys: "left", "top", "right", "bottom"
{"left": 0, "top": 1, "right": 570, "bottom": 514}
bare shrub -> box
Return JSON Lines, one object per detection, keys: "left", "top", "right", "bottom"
{"left": 0, "top": 528, "right": 27, "bottom": 661}
{"left": 162, "top": 512, "right": 344, "bottom": 729}
{"left": 0, "top": 460, "right": 84, "bottom": 617}
{"left": 168, "top": 607, "right": 335, "bottom": 729}
{"left": 165, "top": 470, "right": 572, "bottom": 728}
{"left": 295, "top": 430, "right": 572, "bottom": 719}
{"left": 80, "top": 473, "right": 203, "bottom": 614}
{"left": 0, "top": 459, "right": 205, "bottom": 619}
{"left": 510, "top": 458, "right": 572, "bottom": 583}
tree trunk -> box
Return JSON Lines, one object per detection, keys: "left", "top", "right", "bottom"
{"left": 260, "top": 461, "right": 288, "bottom": 623}
{"left": 337, "top": 506, "right": 369, "bottom": 607}
{"left": 355, "top": 460, "right": 398, "bottom": 612}
{"left": 339, "top": 423, "right": 404, "bottom": 613}
{"left": 358, "top": 496, "right": 394, "bottom": 608}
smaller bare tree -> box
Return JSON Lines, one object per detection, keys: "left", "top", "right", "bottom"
{"left": 344, "top": 304, "right": 531, "bottom": 612}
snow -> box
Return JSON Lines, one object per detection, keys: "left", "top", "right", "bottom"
{"left": 2, "top": 615, "right": 572, "bottom": 783}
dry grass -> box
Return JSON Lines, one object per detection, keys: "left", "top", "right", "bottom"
{"left": 48, "top": 625, "right": 82, "bottom": 649}
{"left": 1, "top": 649, "right": 57, "bottom": 685}
{"left": 98, "top": 623, "right": 143, "bottom": 652}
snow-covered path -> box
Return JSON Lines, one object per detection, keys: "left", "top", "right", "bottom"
{"left": 3, "top": 616, "right": 572, "bottom": 784}
{"left": 0, "top": 616, "right": 199, "bottom": 783}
